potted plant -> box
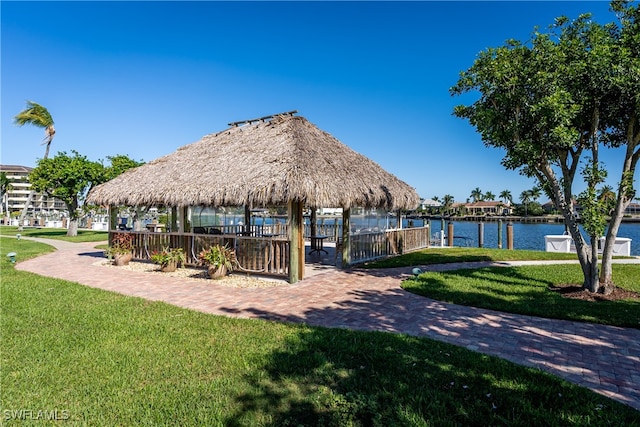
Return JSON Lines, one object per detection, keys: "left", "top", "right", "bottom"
{"left": 105, "top": 233, "right": 134, "bottom": 266}
{"left": 150, "top": 247, "right": 186, "bottom": 272}
{"left": 198, "top": 244, "right": 237, "bottom": 279}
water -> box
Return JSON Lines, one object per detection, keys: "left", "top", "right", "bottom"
{"left": 190, "top": 210, "right": 640, "bottom": 256}
{"left": 427, "top": 220, "right": 640, "bottom": 256}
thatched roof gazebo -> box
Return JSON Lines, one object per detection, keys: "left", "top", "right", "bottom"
{"left": 88, "top": 111, "right": 420, "bottom": 282}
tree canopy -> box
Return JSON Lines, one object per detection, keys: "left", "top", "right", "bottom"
{"left": 14, "top": 101, "right": 56, "bottom": 158}
{"left": 451, "top": 1, "right": 640, "bottom": 292}
{"left": 29, "top": 151, "right": 143, "bottom": 236}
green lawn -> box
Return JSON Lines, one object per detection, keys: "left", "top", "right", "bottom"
{"left": 364, "top": 247, "right": 583, "bottom": 269}
{"left": 0, "top": 225, "right": 108, "bottom": 243}
{"left": 402, "top": 264, "right": 640, "bottom": 328}
{"left": 2, "top": 240, "right": 639, "bottom": 425}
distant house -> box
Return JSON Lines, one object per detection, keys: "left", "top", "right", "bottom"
{"left": 419, "top": 198, "right": 441, "bottom": 210}
{"left": 625, "top": 202, "right": 640, "bottom": 216}
{"left": 464, "top": 201, "right": 511, "bottom": 216}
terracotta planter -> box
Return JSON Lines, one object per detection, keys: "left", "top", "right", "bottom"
{"left": 207, "top": 264, "right": 227, "bottom": 279}
{"left": 113, "top": 253, "right": 133, "bottom": 266}
{"left": 161, "top": 261, "right": 178, "bottom": 273}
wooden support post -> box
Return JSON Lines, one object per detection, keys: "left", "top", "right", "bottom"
{"left": 288, "top": 200, "right": 304, "bottom": 283}
{"left": 507, "top": 222, "right": 514, "bottom": 250}
{"left": 342, "top": 208, "right": 350, "bottom": 267}
{"left": 108, "top": 205, "right": 118, "bottom": 245}
{"left": 108, "top": 205, "right": 118, "bottom": 232}
{"left": 478, "top": 222, "right": 484, "bottom": 248}
{"left": 180, "top": 207, "right": 191, "bottom": 233}
{"left": 244, "top": 205, "right": 251, "bottom": 235}
{"left": 171, "top": 207, "right": 178, "bottom": 232}
{"left": 310, "top": 207, "right": 317, "bottom": 238}
{"left": 447, "top": 221, "right": 454, "bottom": 247}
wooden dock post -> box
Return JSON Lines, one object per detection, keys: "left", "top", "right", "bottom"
{"left": 507, "top": 222, "right": 514, "bottom": 250}
{"left": 478, "top": 222, "right": 484, "bottom": 248}
{"left": 447, "top": 221, "right": 454, "bottom": 247}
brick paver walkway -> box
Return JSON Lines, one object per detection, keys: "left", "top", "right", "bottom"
{"left": 14, "top": 237, "right": 640, "bottom": 411}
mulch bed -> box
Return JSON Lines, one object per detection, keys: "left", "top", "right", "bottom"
{"left": 550, "top": 284, "right": 640, "bottom": 302}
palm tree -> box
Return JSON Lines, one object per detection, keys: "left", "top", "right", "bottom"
{"left": 0, "top": 172, "right": 12, "bottom": 219}
{"left": 484, "top": 191, "right": 496, "bottom": 201}
{"left": 442, "top": 194, "right": 454, "bottom": 216}
{"left": 520, "top": 190, "right": 532, "bottom": 216}
{"left": 14, "top": 101, "right": 55, "bottom": 229}
{"left": 470, "top": 187, "right": 483, "bottom": 202}
{"left": 529, "top": 186, "right": 542, "bottom": 202}
{"left": 15, "top": 101, "right": 56, "bottom": 158}
{"left": 499, "top": 189, "right": 513, "bottom": 205}
{"left": 598, "top": 185, "right": 617, "bottom": 214}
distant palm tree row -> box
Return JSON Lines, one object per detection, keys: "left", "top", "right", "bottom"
{"left": 431, "top": 187, "right": 544, "bottom": 205}
{"left": 428, "top": 186, "right": 547, "bottom": 217}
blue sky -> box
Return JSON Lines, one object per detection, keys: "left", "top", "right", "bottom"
{"left": 2, "top": 1, "right": 626, "bottom": 203}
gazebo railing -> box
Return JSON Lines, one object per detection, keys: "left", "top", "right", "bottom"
{"left": 349, "top": 226, "right": 430, "bottom": 264}
{"left": 110, "top": 226, "right": 429, "bottom": 276}
{"left": 117, "top": 231, "right": 289, "bottom": 278}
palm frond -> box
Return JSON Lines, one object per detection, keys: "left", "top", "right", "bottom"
{"left": 14, "top": 101, "right": 54, "bottom": 129}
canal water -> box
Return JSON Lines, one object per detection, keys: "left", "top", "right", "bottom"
{"left": 426, "top": 220, "right": 640, "bottom": 256}
{"left": 191, "top": 212, "right": 640, "bottom": 256}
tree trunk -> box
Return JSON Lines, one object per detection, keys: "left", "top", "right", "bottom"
{"left": 565, "top": 213, "right": 598, "bottom": 291}
{"left": 599, "top": 198, "right": 626, "bottom": 295}
{"left": 65, "top": 201, "right": 79, "bottom": 237}
{"left": 599, "top": 129, "right": 638, "bottom": 294}
{"left": 16, "top": 190, "right": 35, "bottom": 231}
{"left": 66, "top": 218, "right": 79, "bottom": 237}
{"left": 583, "top": 235, "right": 600, "bottom": 293}
{"left": 538, "top": 161, "right": 598, "bottom": 292}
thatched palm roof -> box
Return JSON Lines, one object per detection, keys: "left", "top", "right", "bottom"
{"left": 88, "top": 113, "right": 419, "bottom": 210}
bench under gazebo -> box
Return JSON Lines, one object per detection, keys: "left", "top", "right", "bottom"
{"left": 87, "top": 111, "right": 426, "bottom": 283}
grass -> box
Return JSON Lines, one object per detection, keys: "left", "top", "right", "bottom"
{"left": 402, "top": 264, "right": 640, "bottom": 329}
{"left": 364, "top": 247, "right": 585, "bottom": 268}
{"left": 0, "top": 225, "right": 108, "bottom": 243}
{"left": 2, "top": 240, "right": 639, "bottom": 424}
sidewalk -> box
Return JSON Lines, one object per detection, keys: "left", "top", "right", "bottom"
{"left": 14, "top": 237, "right": 640, "bottom": 411}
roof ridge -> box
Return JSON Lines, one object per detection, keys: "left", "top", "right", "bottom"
{"left": 228, "top": 110, "right": 298, "bottom": 128}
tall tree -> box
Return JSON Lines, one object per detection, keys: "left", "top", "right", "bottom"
{"left": 484, "top": 191, "right": 496, "bottom": 201}
{"left": 14, "top": 101, "right": 56, "bottom": 230}
{"left": 519, "top": 190, "right": 532, "bottom": 217}
{"left": 470, "top": 187, "right": 483, "bottom": 202}
{"left": 442, "top": 194, "right": 455, "bottom": 216}
{"left": 29, "top": 151, "right": 104, "bottom": 236}
{"left": 451, "top": 1, "right": 639, "bottom": 293}
{"left": 102, "top": 155, "right": 144, "bottom": 181}
{"left": 529, "top": 186, "right": 542, "bottom": 202}
{"left": 499, "top": 189, "right": 513, "bottom": 204}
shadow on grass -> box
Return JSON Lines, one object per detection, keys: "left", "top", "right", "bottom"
{"left": 219, "top": 268, "right": 640, "bottom": 424}
{"left": 223, "top": 314, "right": 638, "bottom": 425}
{"left": 403, "top": 266, "right": 640, "bottom": 328}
